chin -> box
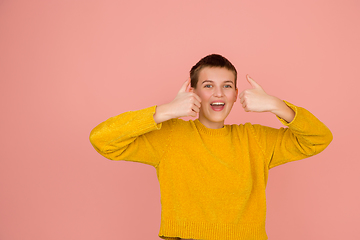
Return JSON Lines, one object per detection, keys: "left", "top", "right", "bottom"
{"left": 200, "top": 108, "right": 232, "bottom": 123}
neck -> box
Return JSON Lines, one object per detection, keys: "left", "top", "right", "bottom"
{"left": 198, "top": 116, "right": 224, "bottom": 129}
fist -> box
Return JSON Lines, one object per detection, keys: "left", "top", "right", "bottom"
{"left": 239, "top": 75, "right": 276, "bottom": 112}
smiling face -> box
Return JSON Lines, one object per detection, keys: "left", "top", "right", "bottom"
{"left": 191, "top": 67, "right": 238, "bottom": 129}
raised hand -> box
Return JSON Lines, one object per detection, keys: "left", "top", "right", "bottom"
{"left": 171, "top": 78, "right": 202, "bottom": 118}
{"left": 238, "top": 75, "right": 277, "bottom": 113}
{"left": 153, "top": 78, "right": 202, "bottom": 123}
{"left": 239, "top": 75, "right": 295, "bottom": 122}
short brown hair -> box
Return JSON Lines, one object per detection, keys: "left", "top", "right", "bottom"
{"left": 190, "top": 54, "right": 237, "bottom": 88}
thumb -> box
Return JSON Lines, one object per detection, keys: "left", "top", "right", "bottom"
{"left": 179, "top": 78, "right": 191, "bottom": 93}
{"left": 246, "top": 74, "right": 262, "bottom": 89}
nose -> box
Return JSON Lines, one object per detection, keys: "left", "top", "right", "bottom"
{"left": 213, "top": 86, "right": 224, "bottom": 97}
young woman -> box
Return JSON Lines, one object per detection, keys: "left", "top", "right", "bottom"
{"left": 90, "top": 54, "right": 332, "bottom": 240}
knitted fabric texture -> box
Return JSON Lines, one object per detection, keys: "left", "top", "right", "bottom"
{"left": 89, "top": 101, "right": 333, "bottom": 240}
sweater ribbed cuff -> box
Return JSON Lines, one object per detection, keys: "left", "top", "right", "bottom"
{"left": 276, "top": 100, "right": 298, "bottom": 126}
{"left": 127, "top": 105, "right": 162, "bottom": 137}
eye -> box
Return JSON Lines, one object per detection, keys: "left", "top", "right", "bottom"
{"left": 224, "top": 85, "right": 232, "bottom": 88}
{"left": 204, "top": 84, "right": 212, "bottom": 88}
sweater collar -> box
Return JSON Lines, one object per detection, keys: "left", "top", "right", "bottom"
{"left": 194, "top": 119, "right": 230, "bottom": 136}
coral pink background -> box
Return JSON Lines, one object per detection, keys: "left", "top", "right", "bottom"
{"left": 1, "top": 0, "right": 359, "bottom": 239}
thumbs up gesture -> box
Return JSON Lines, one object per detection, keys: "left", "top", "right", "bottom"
{"left": 171, "top": 78, "right": 202, "bottom": 118}
{"left": 153, "top": 78, "right": 202, "bottom": 124}
{"left": 239, "top": 75, "right": 277, "bottom": 113}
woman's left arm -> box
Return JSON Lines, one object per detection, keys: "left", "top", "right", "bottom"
{"left": 239, "top": 74, "right": 333, "bottom": 168}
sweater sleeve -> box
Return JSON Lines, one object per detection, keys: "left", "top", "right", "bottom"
{"left": 251, "top": 101, "right": 333, "bottom": 169}
{"left": 89, "top": 106, "right": 171, "bottom": 167}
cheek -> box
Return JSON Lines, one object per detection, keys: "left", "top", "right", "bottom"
{"left": 195, "top": 90, "right": 211, "bottom": 102}
{"left": 227, "top": 91, "right": 237, "bottom": 102}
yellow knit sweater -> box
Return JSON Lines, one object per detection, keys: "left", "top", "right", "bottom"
{"left": 89, "top": 101, "right": 332, "bottom": 240}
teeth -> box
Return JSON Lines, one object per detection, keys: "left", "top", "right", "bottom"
{"left": 211, "top": 102, "right": 225, "bottom": 106}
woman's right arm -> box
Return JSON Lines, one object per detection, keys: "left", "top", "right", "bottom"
{"left": 89, "top": 79, "right": 201, "bottom": 166}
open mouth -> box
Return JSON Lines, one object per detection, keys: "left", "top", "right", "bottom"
{"left": 210, "top": 102, "right": 225, "bottom": 111}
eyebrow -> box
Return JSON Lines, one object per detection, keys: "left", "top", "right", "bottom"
{"left": 201, "top": 80, "right": 234, "bottom": 84}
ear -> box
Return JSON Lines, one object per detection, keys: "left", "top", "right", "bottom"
{"left": 189, "top": 87, "right": 194, "bottom": 93}
{"left": 235, "top": 88, "right": 238, "bottom": 101}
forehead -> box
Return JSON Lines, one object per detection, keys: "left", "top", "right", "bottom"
{"left": 198, "top": 67, "right": 235, "bottom": 83}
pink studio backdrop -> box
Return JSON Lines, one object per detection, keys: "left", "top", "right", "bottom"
{"left": 0, "top": 0, "right": 359, "bottom": 239}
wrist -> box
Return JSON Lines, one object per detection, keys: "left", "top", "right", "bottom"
{"left": 270, "top": 98, "right": 295, "bottom": 123}
{"left": 153, "top": 103, "right": 175, "bottom": 124}
{"left": 268, "top": 97, "right": 285, "bottom": 113}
